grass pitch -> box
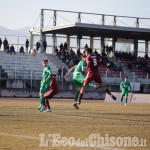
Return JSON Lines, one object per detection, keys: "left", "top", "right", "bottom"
{"left": 0, "top": 98, "right": 150, "bottom": 150}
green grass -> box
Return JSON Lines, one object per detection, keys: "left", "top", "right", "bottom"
{"left": 0, "top": 98, "right": 150, "bottom": 150}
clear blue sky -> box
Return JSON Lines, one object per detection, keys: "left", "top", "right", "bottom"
{"left": 0, "top": 0, "right": 150, "bottom": 29}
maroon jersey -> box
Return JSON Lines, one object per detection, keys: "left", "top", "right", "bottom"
{"left": 50, "top": 74, "right": 59, "bottom": 91}
{"left": 86, "top": 54, "right": 108, "bottom": 72}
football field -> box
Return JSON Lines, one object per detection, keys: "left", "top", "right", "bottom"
{"left": 0, "top": 98, "right": 149, "bottom": 150}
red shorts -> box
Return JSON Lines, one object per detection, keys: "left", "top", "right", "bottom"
{"left": 84, "top": 72, "right": 102, "bottom": 85}
{"left": 44, "top": 88, "right": 59, "bottom": 99}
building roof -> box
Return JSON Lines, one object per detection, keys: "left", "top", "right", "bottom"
{"left": 32, "top": 22, "right": 150, "bottom": 40}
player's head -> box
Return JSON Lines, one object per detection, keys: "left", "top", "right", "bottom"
{"left": 125, "top": 76, "right": 128, "bottom": 81}
{"left": 85, "top": 48, "right": 93, "bottom": 56}
{"left": 42, "top": 59, "right": 48, "bottom": 67}
{"left": 81, "top": 54, "right": 86, "bottom": 61}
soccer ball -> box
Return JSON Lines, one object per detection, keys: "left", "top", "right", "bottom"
{"left": 30, "top": 48, "right": 37, "bottom": 55}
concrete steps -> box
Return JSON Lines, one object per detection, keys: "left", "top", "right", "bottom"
{"left": 0, "top": 52, "right": 59, "bottom": 80}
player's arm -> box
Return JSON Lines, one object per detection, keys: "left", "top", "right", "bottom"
{"left": 120, "top": 82, "right": 124, "bottom": 89}
{"left": 99, "top": 59, "right": 110, "bottom": 73}
{"left": 82, "top": 67, "right": 88, "bottom": 72}
{"left": 82, "top": 60, "right": 88, "bottom": 72}
{"left": 64, "top": 66, "right": 76, "bottom": 78}
{"left": 46, "top": 67, "right": 52, "bottom": 82}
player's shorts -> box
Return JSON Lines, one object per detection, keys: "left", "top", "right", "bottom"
{"left": 73, "top": 74, "right": 94, "bottom": 88}
{"left": 121, "top": 91, "right": 128, "bottom": 96}
{"left": 84, "top": 72, "right": 102, "bottom": 85}
{"left": 73, "top": 74, "right": 85, "bottom": 88}
{"left": 44, "top": 88, "right": 59, "bottom": 99}
{"left": 40, "top": 82, "right": 49, "bottom": 94}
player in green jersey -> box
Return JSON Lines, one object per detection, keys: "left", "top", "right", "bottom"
{"left": 37, "top": 59, "right": 52, "bottom": 112}
{"left": 64, "top": 55, "right": 96, "bottom": 109}
{"left": 120, "top": 76, "right": 133, "bottom": 106}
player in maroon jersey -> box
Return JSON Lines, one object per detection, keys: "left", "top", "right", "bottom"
{"left": 44, "top": 74, "right": 59, "bottom": 112}
{"left": 78, "top": 48, "right": 116, "bottom": 104}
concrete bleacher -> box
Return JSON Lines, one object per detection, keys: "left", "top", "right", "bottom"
{"left": 0, "top": 51, "right": 59, "bottom": 80}
{"left": 117, "top": 57, "right": 150, "bottom": 79}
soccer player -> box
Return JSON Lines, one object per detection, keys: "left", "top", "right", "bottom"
{"left": 44, "top": 74, "right": 59, "bottom": 112}
{"left": 64, "top": 54, "right": 96, "bottom": 109}
{"left": 120, "top": 76, "right": 133, "bottom": 106}
{"left": 37, "top": 59, "right": 52, "bottom": 112}
{"left": 78, "top": 48, "right": 116, "bottom": 104}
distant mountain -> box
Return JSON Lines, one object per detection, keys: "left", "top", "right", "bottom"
{"left": 0, "top": 26, "right": 31, "bottom": 36}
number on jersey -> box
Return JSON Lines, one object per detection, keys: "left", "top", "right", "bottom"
{"left": 93, "top": 58, "right": 97, "bottom": 66}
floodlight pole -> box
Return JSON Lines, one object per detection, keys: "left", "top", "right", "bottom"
{"left": 39, "top": 9, "right": 44, "bottom": 53}
{"left": 52, "top": 10, "right": 57, "bottom": 53}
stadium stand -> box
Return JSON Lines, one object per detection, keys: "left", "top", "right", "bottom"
{"left": 0, "top": 51, "right": 60, "bottom": 81}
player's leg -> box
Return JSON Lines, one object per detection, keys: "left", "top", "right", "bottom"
{"left": 73, "top": 87, "right": 81, "bottom": 109}
{"left": 39, "top": 85, "right": 49, "bottom": 112}
{"left": 76, "top": 74, "right": 94, "bottom": 87}
{"left": 78, "top": 83, "right": 88, "bottom": 104}
{"left": 125, "top": 93, "right": 128, "bottom": 106}
{"left": 39, "top": 97, "right": 46, "bottom": 112}
{"left": 37, "top": 97, "right": 43, "bottom": 110}
{"left": 99, "top": 83, "right": 116, "bottom": 100}
{"left": 44, "top": 88, "right": 59, "bottom": 112}
{"left": 120, "top": 92, "right": 125, "bottom": 106}
{"left": 94, "top": 74, "right": 116, "bottom": 100}
{"left": 77, "top": 73, "right": 93, "bottom": 104}
{"left": 45, "top": 99, "right": 51, "bottom": 112}
{"left": 120, "top": 96, "right": 124, "bottom": 106}
{"left": 73, "top": 78, "right": 81, "bottom": 109}
{"left": 73, "top": 77, "right": 81, "bottom": 103}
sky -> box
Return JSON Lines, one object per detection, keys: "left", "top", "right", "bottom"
{"left": 0, "top": 0, "right": 150, "bottom": 29}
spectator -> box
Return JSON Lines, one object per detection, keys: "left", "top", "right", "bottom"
{"left": 63, "top": 67, "right": 67, "bottom": 80}
{"left": 36, "top": 41, "right": 40, "bottom": 52}
{"left": 127, "top": 62, "right": 132, "bottom": 70}
{"left": 70, "top": 48, "right": 75, "bottom": 56}
{"left": 57, "top": 68, "right": 62, "bottom": 81}
{"left": 0, "top": 38, "right": 2, "bottom": 50}
{"left": 25, "top": 39, "right": 29, "bottom": 52}
{"left": 84, "top": 43, "right": 88, "bottom": 48}
{"left": 6, "top": 44, "right": 10, "bottom": 53}
{"left": 3, "top": 38, "right": 8, "bottom": 51}
{"left": 145, "top": 65, "right": 150, "bottom": 75}
{"left": 10, "top": 45, "right": 16, "bottom": 55}
{"left": 20, "top": 46, "right": 24, "bottom": 54}
{"left": 64, "top": 42, "right": 67, "bottom": 50}
{"left": 54, "top": 47, "right": 58, "bottom": 55}
{"left": 94, "top": 49, "right": 98, "bottom": 56}
{"left": 60, "top": 43, "right": 63, "bottom": 50}
{"left": 145, "top": 53, "right": 148, "bottom": 60}
{"left": 119, "top": 64, "right": 123, "bottom": 72}
{"left": 109, "top": 61, "right": 115, "bottom": 69}
{"left": 77, "top": 48, "right": 81, "bottom": 56}
{"left": 43, "top": 40, "right": 47, "bottom": 53}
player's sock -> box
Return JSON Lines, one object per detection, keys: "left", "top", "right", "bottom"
{"left": 105, "top": 89, "right": 111, "bottom": 96}
{"left": 125, "top": 98, "right": 127, "bottom": 103}
{"left": 40, "top": 97, "right": 45, "bottom": 106}
{"left": 121, "top": 97, "right": 123, "bottom": 103}
{"left": 45, "top": 99, "right": 50, "bottom": 109}
{"left": 75, "top": 91, "right": 80, "bottom": 103}
{"left": 105, "top": 89, "right": 116, "bottom": 100}
{"left": 78, "top": 93, "right": 83, "bottom": 104}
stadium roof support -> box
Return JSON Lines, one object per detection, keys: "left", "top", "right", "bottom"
{"left": 30, "top": 9, "right": 150, "bottom": 55}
